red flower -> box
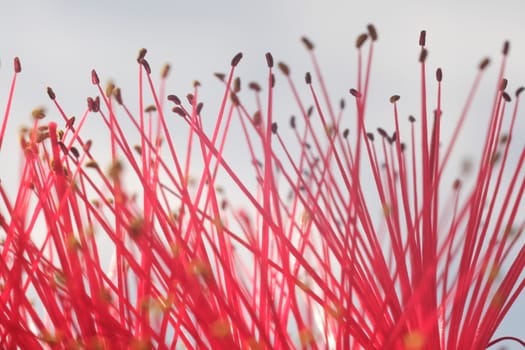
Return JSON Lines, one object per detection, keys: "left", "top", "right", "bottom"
{"left": 0, "top": 26, "right": 523, "bottom": 349}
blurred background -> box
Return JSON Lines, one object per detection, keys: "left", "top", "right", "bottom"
{"left": 1, "top": 0, "right": 524, "bottom": 346}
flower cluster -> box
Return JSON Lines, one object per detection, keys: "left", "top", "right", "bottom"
{"left": 0, "top": 25, "right": 523, "bottom": 349}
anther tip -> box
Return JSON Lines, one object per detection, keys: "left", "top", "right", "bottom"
{"left": 419, "top": 30, "right": 426, "bottom": 47}
{"left": 231, "top": 52, "right": 243, "bottom": 67}
{"left": 301, "top": 37, "right": 315, "bottom": 51}
{"left": 265, "top": 52, "right": 274, "bottom": 68}
{"left": 305, "top": 72, "right": 312, "bottom": 85}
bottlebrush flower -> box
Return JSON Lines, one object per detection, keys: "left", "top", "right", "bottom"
{"left": 0, "top": 25, "right": 523, "bottom": 349}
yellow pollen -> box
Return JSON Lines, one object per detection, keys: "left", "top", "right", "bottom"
{"left": 299, "top": 328, "right": 315, "bottom": 346}
{"left": 403, "top": 330, "right": 425, "bottom": 350}
{"left": 210, "top": 318, "right": 231, "bottom": 338}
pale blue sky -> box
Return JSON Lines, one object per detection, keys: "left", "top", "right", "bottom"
{"left": 1, "top": 0, "right": 524, "bottom": 346}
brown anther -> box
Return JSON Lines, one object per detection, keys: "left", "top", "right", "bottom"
{"left": 193, "top": 80, "right": 201, "bottom": 87}
{"left": 340, "top": 99, "right": 345, "bottom": 109}
{"left": 253, "top": 111, "right": 262, "bottom": 126}
{"left": 46, "top": 86, "right": 56, "bottom": 100}
{"left": 172, "top": 107, "right": 185, "bottom": 117}
{"left": 249, "top": 82, "right": 261, "bottom": 92}
{"left": 502, "top": 41, "right": 510, "bottom": 56}
{"left": 367, "top": 24, "right": 378, "bottom": 41}
{"left": 145, "top": 105, "right": 157, "bottom": 113}
{"left": 32, "top": 107, "right": 46, "bottom": 120}
{"left": 231, "top": 52, "right": 243, "bottom": 67}
{"left": 70, "top": 146, "right": 80, "bottom": 159}
{"left": 461, "top": 158, "right": 473, "bottom": 174}
{"left": 377, "top": 127, "right": 388, "bottom": 138}
{"left": 134, "top": 145, "right": 142, "bottom": 154}
{"left": 490, "top": 152, "right": 501, "bottom": 166}
{"left": 87, "top": 97, "right": 95, "bottom": 112}
{"left": 419, "top": 48, "right": 428, "bottom": 62}
{"left": 419, "top": 30, "right": 426, "bottom": 46}
{"left": 290, "top": 116, "right": 296, "bottom": 129}
{"left": 343, "top": 129, "right": 349, "bottom": 138}
{"left": 108, "top": 160, "right": 123, "bottom": 180}
{"left": 14, "top": 57, "right": 21, "bottom": 73}
{"left": 214, "top": 73, "right": 226, "bottom": 82}
{"left": 87, "top": 97, "right": 98, "bottom": 112}
{"left": 161, "top": 63, "right": 170, "bottom": 78}
{"left": 479, "top": 58, "right": 490, "bottom": 70}
{"left": 94, "top": 96, "right": 100, "bottom": 112}
{"left": 105, "top": 81, "right": 115, "bottom": 97}
{"left": 349, "top": 88, "right": 361, "bottom": 98}
{"left": 91, "top": 69, "right": 100, "bottom": 85}
{"left": 301, "top": 37, "right": 314, "bottom": 50}
{"left": 196, "top": 102, "right": 204, "bottom": 114}
{"left": 113, "top": 88, "right": 123, "bottom": 105}
{"left": 305, "top": 72, "right": 312, "bottom": 85}
{"left": 230, "top": 92, "right": 240, "bottom": 106}
{"left": 85, "top": 160, "right": 98, "bottom": 169}
{"left": 389, "top": 95, "right": 400, "bottom": 103}
{"left": 307, "top": 106, "right": 314, "bottom": 117}
{"left": 502, "top": 92, "right": 511, "bottom": 102}
{"left": 278, "top": 62, "right": 290, "bottom": 76}
{"left": 500, "top": 78, "right": 508, "bottom": 91}
{"left": 167, "top": 94, "right": 181, "bottom": 105}
{"left": 409, "top": 115, "right": 416, "bottom": 122}
{"left": 356, "top": 33, "right": 368, "bottom": 49}
{"left": 265, "top": 52, "right": 274, "bottom": 68}
{"left": 516, "top": 86, "right": 525, "bottom": 97}
{"left": 453, "top": 179, "right": 461, "bottom": 190}
{"left": 271, "top": 122, "right": 278, "bottom": 134}
{"left": 35, "top": 131, "right": 50, "bottom": 143}
{"left": 137, "top": 48, "right": 147, "bottom": 63}
{"left": 366, "top": 132, "right": 375, "bottom": 141}
{"left": 390, "top": 131, "right": 397, "bottom": 143}
{"left": 128, "top": 216, "right": 144, "bottom": 239}
{"left": 56, "top": 129, "right": 63, "bottom": 142}
{"left": 186, "top": 93, "right": 194, "bottom": 105}
{"left": 436, "top": 68, "right": 443, "bottom": 82}
{"left": 233, "top": 77, "right": 241, "bottom": 93}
